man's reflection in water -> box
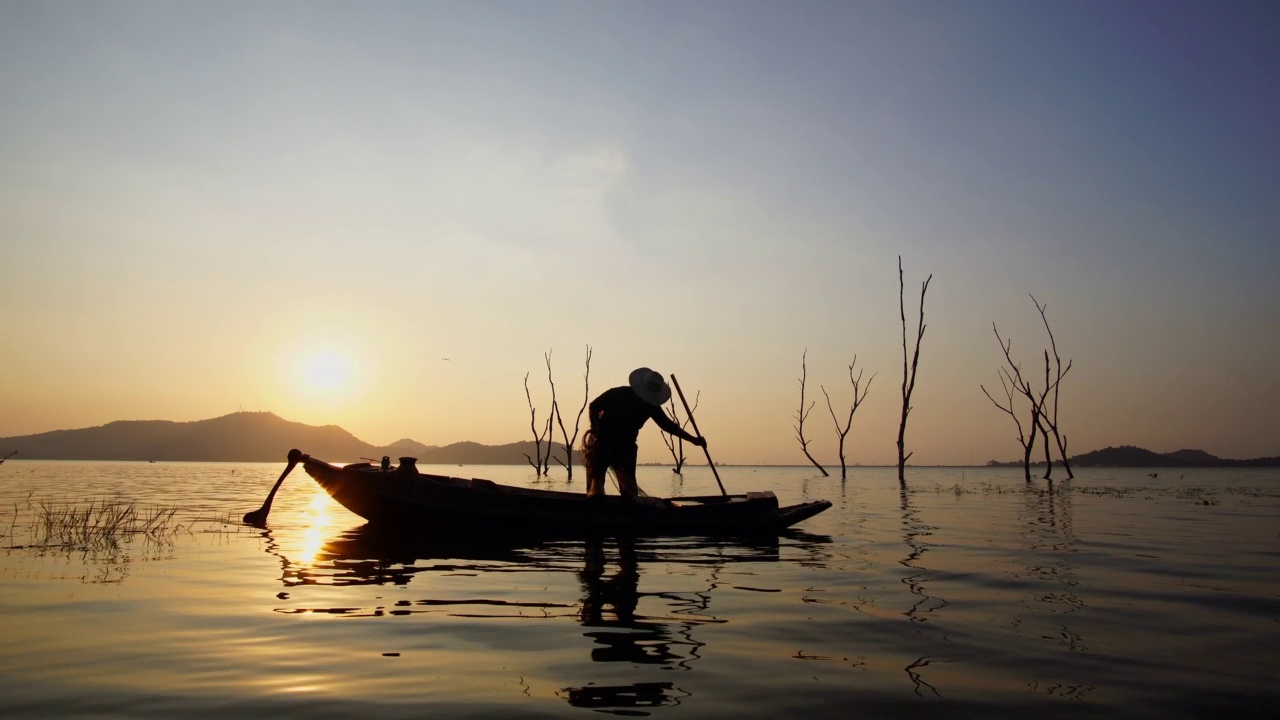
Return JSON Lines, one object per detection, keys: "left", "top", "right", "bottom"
{"left": 580, "top": 535, "right": 637, "bottom": 624}
{"left": 563, "top": 537, "right": 692, "bottom": 711}
{"left": 562, "top": 681, "right": 681, "bottom": 712}
{"left": 578, "top": 536, "right": 680, "bottom": 664}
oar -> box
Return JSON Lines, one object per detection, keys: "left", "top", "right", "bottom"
{"left": 243, "top": 448, "right": 304, "bottom": 526}
{"left": 670, "top": 374, "right": 726, "bottom": 496}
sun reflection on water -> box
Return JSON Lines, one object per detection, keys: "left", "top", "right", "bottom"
{"left": 297, "top": 491, "right": 334, "bottom": 566}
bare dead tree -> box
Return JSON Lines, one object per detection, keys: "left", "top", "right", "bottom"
{"left": 522, "top": 372, "right": 551, "bottom": 476}
{"left": 1032, "top": 295, "right": 1074, "bottom": 478}
{"left": 551, "top": 346, "right": 592, "bottom": 480}
{"left": 897, "top": 256, "right": 932, "bottom": 483}
{"left": 984, "top": 324, "right": 1056, "bottom": 481}
{"left": 984, "top": 296, "right": 1074, "bottom": 481}
{"left": 661, "top": 389, "right": 699, "bottom": 474}
{"left": 822, "top": 357, "right": 876, "bottom": 480}
{"left": 795, "top": 349, "right": 829, "bottom": 476}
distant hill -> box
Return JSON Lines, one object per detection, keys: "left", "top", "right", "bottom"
{"left": 992, "top": 444, "right": 1280, "bottom": 468}
{"left": 0, "top": 412, "right": 582, "bottom": 465}
{"left": 382, "top": 438, "right": 437, "bottom": 458}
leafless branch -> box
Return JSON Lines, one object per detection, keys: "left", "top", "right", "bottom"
{"left": 795, "top": 349, "right": 829, "bottom": 476}
{"left": 1031, "top": 295, "right": 1074, "bottom": 478}
{"left": 522, "top": 372, "right": 549, "bottom": 476}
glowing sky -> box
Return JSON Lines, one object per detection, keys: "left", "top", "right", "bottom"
{"left": 2, "top": 1, "right": 1277, "bottom": 465}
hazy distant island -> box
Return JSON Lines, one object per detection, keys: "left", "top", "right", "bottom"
{"left": 987, "top": 445, "right": 1280, "bottom": 468}
{"left": 1, "top": 412, "right": 1277, "bottom": 467}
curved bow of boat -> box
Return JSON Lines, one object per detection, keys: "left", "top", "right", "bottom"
{"left": 776, "top": 499, "right": 832, "bottom": 528}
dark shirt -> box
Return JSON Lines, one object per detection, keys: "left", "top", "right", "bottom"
{"left": 588, "top": 386, "right": 692, "bottom": 446}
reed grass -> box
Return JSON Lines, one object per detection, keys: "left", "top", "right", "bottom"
{"left": 14, "top": 497, "right": 183, "bottom": 553}
{"left": 0, "top": 496, "right": 239, "bottom": 584}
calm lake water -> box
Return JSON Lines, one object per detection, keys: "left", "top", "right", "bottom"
{"left": 0, "top": 460, "right": 1276, "bottom": 719}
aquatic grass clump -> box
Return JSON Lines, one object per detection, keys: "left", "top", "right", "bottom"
{"left": 26, "top": 497, "right": 182, "bottom": 553}
{"left": 919, "top": 481, "right": 1019, "bottom": 496}
{"left": 1174, "top": 488, "right": 1221, "bottom": 506}
{"left": 1, "top": 496, "right": 234, "bottom": 584}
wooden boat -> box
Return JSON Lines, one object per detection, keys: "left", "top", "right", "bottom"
{"left": 295, "top": 452, "right": 831, "bottom": 536}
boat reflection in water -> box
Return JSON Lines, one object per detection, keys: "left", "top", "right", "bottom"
{"left": 260, "top": 523, "right": 830, "bottom": 714}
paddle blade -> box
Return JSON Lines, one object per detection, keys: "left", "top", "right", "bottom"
{"left": 242, "top": 449, "right": 304, "bottom": 527}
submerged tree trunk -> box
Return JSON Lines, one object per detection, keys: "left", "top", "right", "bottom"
{"left": 1022, "top": 415, "right": 1037, "bottom": 482}
{"left": 1035, "top": 349, "right": 1053, "bottom": 480}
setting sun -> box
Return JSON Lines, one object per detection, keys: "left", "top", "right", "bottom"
{"left": 300, "top": 351, "right": 352, "bottom": 394}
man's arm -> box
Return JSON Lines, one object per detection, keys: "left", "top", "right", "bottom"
{"left": 648, "top": 405, "right": 704, "bottom": 445}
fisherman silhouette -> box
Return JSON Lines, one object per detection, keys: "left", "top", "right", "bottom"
{"left": 581, "top": 368, "right": 705, "bottom": 501}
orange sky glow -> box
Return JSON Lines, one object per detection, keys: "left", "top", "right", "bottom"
{"left": 1, "top": 3, "right": 1277, "bottom": 465}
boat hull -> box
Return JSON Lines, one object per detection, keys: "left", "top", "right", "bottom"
{"left": 299, "top": 456, "right": 830, "bottom": 537}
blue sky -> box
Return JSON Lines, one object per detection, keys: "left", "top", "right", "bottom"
{"left": 2, "top": 1, "right": 1277, "bottom": 465}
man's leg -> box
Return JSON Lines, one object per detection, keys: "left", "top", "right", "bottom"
{"left": 613, "top": 444, "right": 640, "bottom": 500}
{"left": 586, "top": 466, "right": 606, "bottom": 498}
{"left": 583, "top": 432, "right": 606, "bottom": 498}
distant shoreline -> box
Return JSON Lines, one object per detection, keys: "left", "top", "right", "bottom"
{"left": 2, "top": 413, "right": 1276, "bottom": 468}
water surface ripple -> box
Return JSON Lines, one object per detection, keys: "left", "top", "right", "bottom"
{"left": 1, "top": 462, "right": 1276, "bottom": 718}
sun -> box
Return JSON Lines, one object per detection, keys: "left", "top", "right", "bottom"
{"left": 300, "top": 351, "right": 352, "bottom": 393}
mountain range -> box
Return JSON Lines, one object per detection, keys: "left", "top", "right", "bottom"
{"left": 0, "top": 411, "right": 582, "bottom": 465}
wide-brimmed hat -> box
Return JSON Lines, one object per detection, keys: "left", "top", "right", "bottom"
{"left": 629, "top": 367, "right": 671, "bottom": 406}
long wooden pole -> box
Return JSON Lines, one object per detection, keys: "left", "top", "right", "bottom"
{"left": 670, "top": 375, "right": 726, "bottom": 496}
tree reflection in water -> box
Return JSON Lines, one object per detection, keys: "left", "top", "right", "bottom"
{"left": 1014, "top": 480, "right": 1090, "bottom": 700}
{"left": 898, "top": 483, "right": 949, "bottom": 697}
